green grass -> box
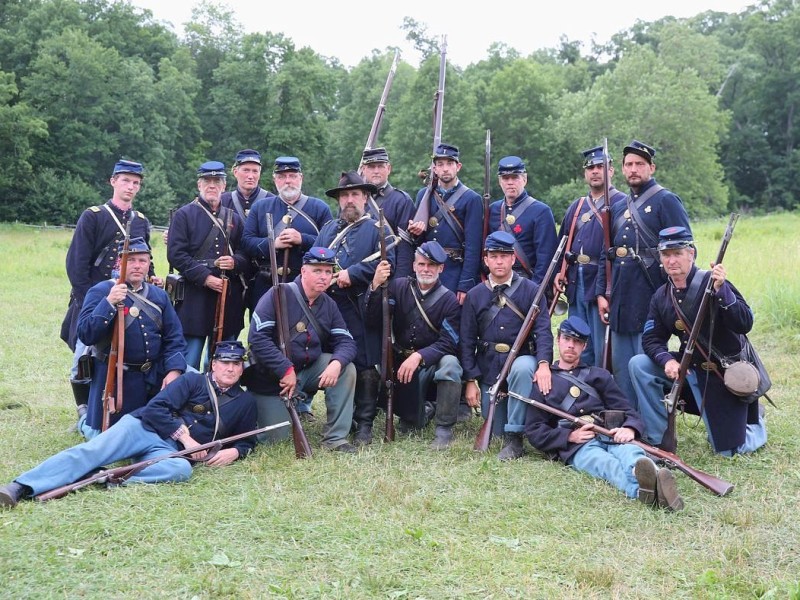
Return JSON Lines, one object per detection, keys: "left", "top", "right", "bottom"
{"left": 1, "top": 216, "right": 799, "bottom": 599}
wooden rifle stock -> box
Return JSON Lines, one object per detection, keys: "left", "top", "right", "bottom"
{"left": 35, "top": 421, "right": 291, "bottom": 502}
{"left": 378, "top": 209, "right": 395, "bottom": 442}
{"left": 661, "top": 213, "right": 739, "bottom": 453}
{"left": 508, "top": 391, "right": 734, "bottom": 496}
{"left": 266, "top": 215, "right": 313, "bottom": 459}
{"left": 600, "top": 138, "right": 614, "bottom": 372}
{"left": 212, "top": 275, "right": 228, "bottom": 349}
{"left": 101, "top": 222, "right": 132, "bottom": 431}
{"left": 474, "top": 237, "right": 567, "bottom": 451}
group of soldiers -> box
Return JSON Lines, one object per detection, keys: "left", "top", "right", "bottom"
{"left": 0, "top": 139, "right": 768, "bottom": 511}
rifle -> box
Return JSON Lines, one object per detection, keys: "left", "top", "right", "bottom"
{"left": 661, "top": 213, "right": 739, "bottom": 453}
{"left": 212, "top": 210, "right": 233, "bottom": 350}
{"left": 364, "top": 50, "right": 399, "bottom": 153}
{"left": 600, "top": 137, "right": 614, "bottom": 372}
{"left": 481, "top": 129, "right": 492, "bottom": 254}
{"left": 474, "top": 236, "right": 567, "bottom": 451}
{"left": 101, "top": 222, "right": 132, "bottom": 432}
{"left": 411, "top": 35, "right": 447, "bottom": 229}
{"left": 266, "top": 214, "right": 313, "bottom": 459}
{"left": 378, "top": 209, "right": 395, "bottom": 442}
{"left": 35, "top": 421, "right": 291, "bottom": 502}
{"left": 507, "top": 391, "right": 734, "bottom": 496}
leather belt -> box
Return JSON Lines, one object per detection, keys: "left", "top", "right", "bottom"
{"left": 566, "top": 252, "right": 597, "bottom": 265}
{"left": 94, "top": 351, "right": 153, "bottom": 373}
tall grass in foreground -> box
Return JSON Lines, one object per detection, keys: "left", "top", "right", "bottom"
{"left": 0, "top": 216, "right": 799, "bottom": 599}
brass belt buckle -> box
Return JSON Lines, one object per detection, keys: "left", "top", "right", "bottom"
{"left": 141, "top": 361, "right": 152, "bottom": 373}
{"left": 615, "top": 247, "right": 628, "bottom": 258}
{"left": 700, "top": 361, "right": 718, "bottom": 372}
{"left": 494, "top": 343, "right": 511, "bottom": 353}
{"left": 577, "top": 254, "right": 591, "bottom": 265}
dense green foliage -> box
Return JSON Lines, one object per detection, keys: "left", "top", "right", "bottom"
{"left": 1, "top": 0, "right": 799, "bottom": 226}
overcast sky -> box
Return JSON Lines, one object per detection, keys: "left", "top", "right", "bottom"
{"left": 129, "top": 0, "right": 755, "bottom": 68}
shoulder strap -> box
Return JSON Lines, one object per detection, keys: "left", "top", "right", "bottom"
{"left": 287, "top": 282, "right": 327, "bottom": 345}
{"left": 406, "top": 280, "right": 448, "bottom": 335}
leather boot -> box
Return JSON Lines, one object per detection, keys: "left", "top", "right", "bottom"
{"left": 498, "top": 432, "right": 525, "bottom": 461}
{"left": 634, "top": 456, "right": 658, "bottom": 507}
{"left": 434, "top": 381, "right": 462, "bottom": 429}
{"left": 70, "top": 380, "right": 90, "bottom": 410}
{"left": 353, "top": 369, "right": 380, "bottom": 445}
{"left": 0, "top": 482, "right": 31, "bottom": 508}
{"left": 430, "top": 426, "right": 454, "bottom": 450}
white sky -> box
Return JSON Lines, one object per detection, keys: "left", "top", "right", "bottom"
{"left": 129, "top": 0, "right": 755, "bottom": 68}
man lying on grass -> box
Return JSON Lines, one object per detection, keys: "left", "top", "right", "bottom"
{"left": 1, "top": 341, "right": 259, "bottom": 508}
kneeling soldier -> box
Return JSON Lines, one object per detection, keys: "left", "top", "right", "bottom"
{"left": 366, "top": 241, "right": 463, "bottom": 449}
{"left": 524, "top": 317, "right": 684, "bottom": 510}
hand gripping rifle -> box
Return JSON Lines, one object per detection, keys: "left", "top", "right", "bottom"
{"left": 508, "top": 391, "right": 733, "bottom": 496}
{"left": 600, "top": 137, "right": 614, "bottom": 372}
{"left": 411, "top": 35, "right": 447, "bottom": 230}
{"left": 378, "top": 209, "right": 396, "bottom": 442}
{"left": 35, "top": 421, "right": 291, "bottom": 502}
{"left": 267, "top": 214, "right": 313, "bottom": 459}
{"left": 101, "top": 221, "right": 132, "bottom": 432}
{"left": 661, "top": 213, "right": 739, "bottom": 453}
{"left": 474, "top": 236, "right": 567, "bottom": 451}
{"left": 364, "top": 50, "right": 399, "bottom": 153}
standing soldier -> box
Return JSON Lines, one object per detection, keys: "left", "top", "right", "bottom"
{"left": 315, "top": 171, "right": 395, "bottom": 446}
{"left": 554, "top": 146, "right": 626, "bottom": 366}
{"left": 167, "top": 161, "right": 249, "bottom": 370}
{"left": 359, "top": 147, "right": 416, "bottom": 278}
{"left": 77, "top": 238, "right": 186, "bottom": 439}
{"left": 366, "top": 241, "right": 463, "bottom": 449}
{"left": 488, "top": 156, "right": 558, "bottom": 286}
{"left": 596, "top": 140, "right": 691, "bottom": 406}
{"left": 408, "top": 143, "right": 483, "bottom": 303}
{"left": 62, "top": 159, "right": 152, "bottom": 417}
{"left": 461, "top": 232, "right": 553, "bottom": 460}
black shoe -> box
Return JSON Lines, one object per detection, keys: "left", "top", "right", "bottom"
{"left": 0, "top": 482, "right": 30, "bottom": 508}
{"left": 353, "top": 426, "right": 373, "bottom": 447}
{"left": 498, "top": 433, "right": 524, "bottom": 461}
{"left": 397, "top": 419, "right": 416, "bottom": 434}
{"left": 634, "top": 457, "right": 658, "bottom": 507}
{"left": 430, "top": 426, "right": 454, "bottom": 450}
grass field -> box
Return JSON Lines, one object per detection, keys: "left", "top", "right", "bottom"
{"left": 0, "top": 215, "right": 799, "bottom": 599}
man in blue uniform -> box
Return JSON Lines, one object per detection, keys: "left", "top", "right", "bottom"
{"left": 247, "top": 248, "right": 358, "bottom": 452}
{"left": 315, "top": 171, "right": 396, "bottom": 446}
{"left": 76, "top": 237, "right": 187, "bottom": 439}
{"left": 62, "top": 159, "right": 152, "bottom": 415}
{"left": 488, "top": 156, "right": 558, "bottom": 286}
{"left": 523, "top": 317, "right": 684, "bottom": 510}
{"left": 366, "top": 241, "right": 463, "bottom": 449}
{"left": 360, "top": 147, "right": 416, "bottom": 278}
{"left": 553, "top": 146, "right": 627, "bottom": 366}
{"left": 0, "top": 342, "right": 260, "bottom": 508}
{"left": 461, "top": 231, "right": 553, "bottom": 460}
{"left": 628, "top": 227, "right": 767, "bottom": 456}
{"left": 167, "top": 161, "right": 249, "bottom": 370}
{"left": 408, "top": 143, "right": 483, "bottom": 303}
{"left": 596, "top": 140, "right": 692, "bottom": 407}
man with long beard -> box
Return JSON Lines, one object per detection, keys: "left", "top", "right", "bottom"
{"left": 314, "top": 171, "right": 395, "bottom": 446}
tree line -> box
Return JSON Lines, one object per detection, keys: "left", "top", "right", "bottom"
{"left": 0, "top": 0, "right": 797, "bottom": 226}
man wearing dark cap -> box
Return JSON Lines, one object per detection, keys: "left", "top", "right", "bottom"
{"left": 242, "top": 156, "right": 333, "bottom": 314}
{"left": 360, "top": 147, "right": 416, "bottom": 278}
{"left": 628, "top": 227, "right": 767, "bottom": 456}
{"left": 553, "top": 146, "right": 627, "bottom": 366}
{"left": 0, "top": 342, "right": 261, "bottom": 509}
{"left": 488, "top": 155, "right": 558, "bottom": 286}
{"left": 62, "top": 159, "right": 153, "bottom": 416}
{"left": 247, "top": 247, "right": 358, "bottom": 452}
{"left": 408, "top": 143, "right": 484, "bottom": 303}
{"left": 461, "top": 231, "right": 553, "bottom": 460}
{"left": 595, "top": 140, "right": 692, "bottom": 407}
{"left": 76, "top": 236, "right": 187, "bottom": 439}
{"left": 314, "top": 171, "right": 396, "bottom": 446}
{"left": 221, "top": 149, "right": 274, "bottom": 222}
{"left": 366, "top": 240, "right": 463, "bottom": 449}
{"left": 523, "top": 316, "right": 684, "bottom": 511}
{"left": 168, "top": 161, "right": 249, "bottom": 370}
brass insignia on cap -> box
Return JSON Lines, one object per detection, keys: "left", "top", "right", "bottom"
{"left": 570, "top": 385, "right": 580, "bottom": 398}
{"left": 129, "top": 306, "right": 140, "bottom": 317}
{"left": 296, "top": 322, "right": 307, "bottom": 333}
{"left": 581, "top": 212, "right": 591, "bottom": 223}
{"left": 505, "top": 214, "right": 516, "bottom": 225}
{"left": 428, "top": 217, "right": 438, "bottom": 228}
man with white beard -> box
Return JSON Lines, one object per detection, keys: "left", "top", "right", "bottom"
{"left": 241, "top": 156, "right": 333, "bottom": 420}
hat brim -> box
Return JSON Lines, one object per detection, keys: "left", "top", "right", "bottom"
{"left": 325, "top": 183, "right": 378, "bottom": 199}
{"left": 657, "top": 241, "right": 694, "bottom": 251}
